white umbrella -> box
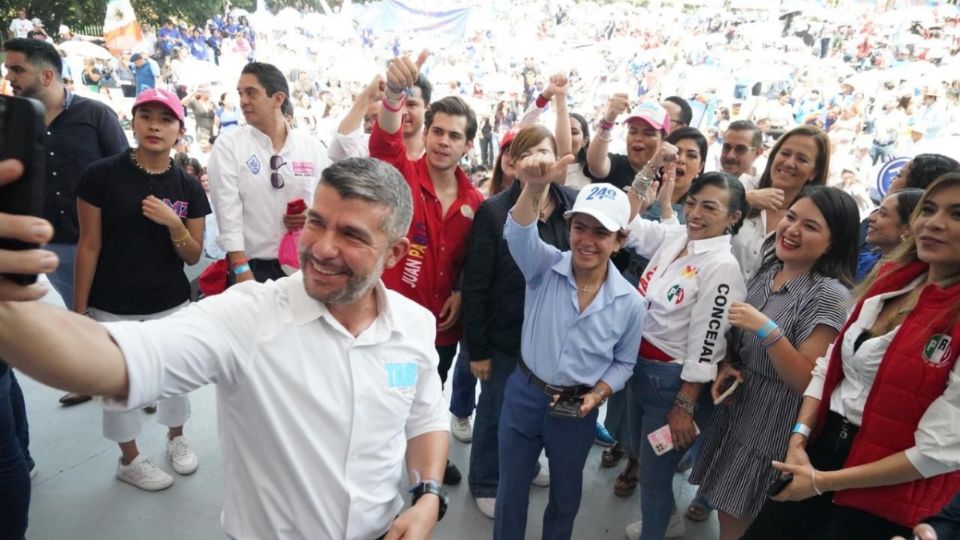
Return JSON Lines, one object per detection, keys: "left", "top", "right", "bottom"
{"left": 59, "top": 40, "right": 114, "bottom": 61}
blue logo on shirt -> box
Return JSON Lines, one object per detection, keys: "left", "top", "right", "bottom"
{"left": 246, "top": 155, "right": 261, "bottom": 174}
{"left": 385, "top": 363, "right": 418, "bottom": 388}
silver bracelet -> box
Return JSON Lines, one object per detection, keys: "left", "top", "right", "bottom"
{"left": 674, "top": 394, "right": 697, "bottom": 415}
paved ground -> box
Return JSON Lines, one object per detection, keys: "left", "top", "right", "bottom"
{"left": 22, "top": 271, "right": 720, "bottom": 539}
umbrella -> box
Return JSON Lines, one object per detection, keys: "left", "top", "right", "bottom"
{"left": 59, "top": 40, "right": 114, "bottom": 61}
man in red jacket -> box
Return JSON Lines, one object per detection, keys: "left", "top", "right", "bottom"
{"left": 369, "top": 51, "right": 484, "bottom": 485}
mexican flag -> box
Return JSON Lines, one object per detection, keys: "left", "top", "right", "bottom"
{"left": 103, "top": 0, "right": 142, "bottom": 52}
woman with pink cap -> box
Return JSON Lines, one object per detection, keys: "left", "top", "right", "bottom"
{"left": 73, "top": 88, "right": 210, "bottom": 492}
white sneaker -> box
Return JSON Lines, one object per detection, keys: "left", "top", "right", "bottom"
{"left": 166, "top": 436, "right": 199, "bottom": 475}
{"left": 532, "top": 459, "right": 550, "bottom": 487}
{"left": 116, "top": 455, "right": 174, "bottom": 491}
{"left": 451, "top": 416, "right": 473, "bottom": 443}
{"left": 624, "top": 506, "right": 686, "bottom": 540}
{"left": 475, "top": 496, "right": 496, "bottom": 519}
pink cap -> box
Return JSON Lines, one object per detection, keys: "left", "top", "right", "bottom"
{"left": 624, "top": 101, "right": 670, "bottom": 133}
{"left": 499, "top": 126, "right": 521, "bottom": 151}
{"left": 133, "top": 88, "right": 185, "bottom": 123}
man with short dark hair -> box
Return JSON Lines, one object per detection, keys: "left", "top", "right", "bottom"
{"left": 0, "top": 156, "right": 451, "bottom": 539}
{"left": 208, "top": 62, "right": 327, "bottom": 284}
{"left": 3, "top": 38, "right": 127, "bottom": 406}
{"left": 662, "top": 95, "right": 692, "bottom": 133}
{"left": 128, "top": 53, "right": 159, "bottom": 96}
{"left": 370, "top": 52, "right": 484, "bottom": 485}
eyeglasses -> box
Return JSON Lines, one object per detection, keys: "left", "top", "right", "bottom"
{"left": 270, "top": 154, "right": 286, "bottom": 189}
{"left": 722, "top": 143, "right": 755, "bottom": 156}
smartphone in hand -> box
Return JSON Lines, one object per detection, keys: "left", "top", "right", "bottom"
{"left": 548, "top": 395, "right": 582, "bottom": 418}
{"left": 0, "top": 96, "right": 46, "bottom": 285}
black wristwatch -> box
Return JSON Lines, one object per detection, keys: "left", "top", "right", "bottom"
{"left": 410, "top": 481, "right": 448, "bottom": 521}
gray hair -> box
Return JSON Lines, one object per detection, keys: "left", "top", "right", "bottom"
{"left": 318, "top": 158, "right": 413, "bottom": 242}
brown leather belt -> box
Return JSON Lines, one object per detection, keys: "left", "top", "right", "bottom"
{"left": 518, "top": 359, "right": 591, "bottom": 397}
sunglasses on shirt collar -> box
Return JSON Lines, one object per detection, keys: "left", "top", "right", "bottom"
{"left": 270, "top": 154, "right": 286, "bottom": 189}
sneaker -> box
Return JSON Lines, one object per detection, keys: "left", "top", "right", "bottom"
{"left": 532, "top": 460, "right": 550, "bottom": 487}
{"left": 475, "top": 496, "right": 496, "bottom": 519}
{"left": 594, "top": 422, "right": 616, "bottom": 447}
{"left": 451, "top": 416, "right": 473, "bottom": 443}
{"left": 166, "top": 436, "right": 199, "bottom": 475}
{"left": 116, "top": 455, "right": 174, "bottom": 491}
{"left": 624, "top": 507, "right": 686, "bottom": 540}
{"left": 27, "top": 457, "right": 38, "bottom": 480}
{"left": 443, "top": 460, "right": 462, "bottom": 485}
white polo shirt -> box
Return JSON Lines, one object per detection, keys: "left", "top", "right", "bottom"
{"left": 625, "top": 217, "right": 747, "bottom": 383}
{"left": 100, "top": 275, "right": 448, "bottom": 539}
{"left": 208, "top": 125, "right": 327, "bottom": 259}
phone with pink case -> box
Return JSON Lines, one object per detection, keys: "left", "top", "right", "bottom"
{"left": 647, "top": 422, "right": 701, "bottom": 456}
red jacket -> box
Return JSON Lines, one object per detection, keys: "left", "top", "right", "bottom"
{"left": 369, "top": 122, "right": 483, "bottom": 346}
{"left": 816, "top": 261, "right": 960, "bottom": 527}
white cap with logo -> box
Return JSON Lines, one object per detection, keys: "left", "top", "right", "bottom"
{"left": 564, "top": 183, "right": 631, "bottom": 232}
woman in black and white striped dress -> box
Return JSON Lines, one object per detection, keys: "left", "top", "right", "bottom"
{"left": 689, "top": 187, "right": 860, "bottom": 540}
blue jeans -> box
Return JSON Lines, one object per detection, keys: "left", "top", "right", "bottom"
{"left": 468, "top": 348, "right": 517, "bottom": 498}
{"left": 449, "top": 342, "right": 476, "bottom": 419}
{"left": 494, "top": 368, "right": 597, "bottom": 540}
{"left": 0, "top": 370, "right": 30, "bottom": 539}
{"left": 8, "top": 371, "right": 30, "bottom": 465}
{"left": 628, "top": 359, "right": 711, "bottom": 540}
{"left": 603, "top": 386, "right": 631, "bottom": 450}
{"left": 46, "top": 243, "right": 77, "bottom": 310}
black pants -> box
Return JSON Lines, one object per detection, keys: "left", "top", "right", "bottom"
{"left": 436, "top": 344, "right": 457, "bottom": 387}
{"left": 743, "top": 412, "right": 911, "bottom": 540}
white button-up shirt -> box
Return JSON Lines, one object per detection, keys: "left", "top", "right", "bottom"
{"left": 625, "top": 217, "right": 747, "bottom": 382}
{"left": 207, "top": 125, "right": 327, "bottom": 259}
{"left": 327, "top": 126, "right": 370, "bottom": 163}
{"left": 806, "top": 276, "right": 960, "bottom": 478}
{"left": 100, "top": 275, "right": 448, "bottom": 539}
{"left": 731, "top": 210, "right": 770, "bottom": 283}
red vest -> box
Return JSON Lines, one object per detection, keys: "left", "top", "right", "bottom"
{"left": 816, "top": 261, "right": 960, "bottom": 527}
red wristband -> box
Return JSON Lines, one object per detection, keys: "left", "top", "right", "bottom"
{"left": 535, "top": 94, "right": 549, "bottom": 108}
{"left": 382, "top": 96, "right": 405, "bottom": 113}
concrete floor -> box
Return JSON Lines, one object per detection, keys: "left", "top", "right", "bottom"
{"left": 21, "top": 273, "right": 720, "bottom": 540}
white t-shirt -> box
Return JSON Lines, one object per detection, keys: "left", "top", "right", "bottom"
{"left": 101, "top": 276, "right": 448, "bottom": 539}
{"left": 9, "top": 18, "right": 32, "bottom": 38}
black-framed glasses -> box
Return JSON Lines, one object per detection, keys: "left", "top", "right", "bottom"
{"left": 270, "top": 154, "right": 286, "bottom": 189}
{"left": 722, "top": 143, "right": 755, "bottom": 156}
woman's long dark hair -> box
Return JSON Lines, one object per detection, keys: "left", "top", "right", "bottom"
{"left": 758, "top": 186, "right": 860, "bottom": 288}
{"left": 570, "top": 112, "right": 590, "bottom": 165}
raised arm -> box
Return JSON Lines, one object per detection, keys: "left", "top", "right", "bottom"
{"left": 337, "top": 74, "right": 384, "bottom": 136}
{"left": 379, "top": 50, "right": 429, "bottom": 135}
{"left": 550, "top": 73, "right": 572, "bottom": 160}
{"left": 586, "top": 92, "right": 629, "bottom": 179}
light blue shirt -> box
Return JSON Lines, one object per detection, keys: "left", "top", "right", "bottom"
{"left": 504, "top": 212, "right": 644, "bottom": 392}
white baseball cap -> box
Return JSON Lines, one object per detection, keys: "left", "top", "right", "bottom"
{"left": 564, "top": 183, "right": 631, "bottom": 232}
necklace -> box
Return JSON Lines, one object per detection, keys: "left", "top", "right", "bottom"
{"left": 576, "top": 282, "right": 603, "bottom": 294}
{"left": 130, "top": 149, "right": 172, "bottom": 176}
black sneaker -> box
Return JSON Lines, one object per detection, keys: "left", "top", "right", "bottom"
{"left": 443, "top": 460, "right": 461, "bottom": 485}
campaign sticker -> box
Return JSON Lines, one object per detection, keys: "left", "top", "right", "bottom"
{"left": 460, "top": 204, "right": 475, "bottom": 219}
{"left": 923, "top": 334, "right": 953, "bottom": 366}
{"left": 385, "top": 363, "right": 418, "bottom": 388}
{"left": 291, "top": 161, "right": 316, "bottom": 176}
{"left": 246, "top": 155, "right": 261, "bottom": 174}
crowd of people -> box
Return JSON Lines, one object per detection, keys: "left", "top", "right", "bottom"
{"left": 2, "top": 1, "right": 960, "bottom": 540}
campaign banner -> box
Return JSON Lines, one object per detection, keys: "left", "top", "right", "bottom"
{"left": 378, "top": 0, "right": 472, "bottom": 40}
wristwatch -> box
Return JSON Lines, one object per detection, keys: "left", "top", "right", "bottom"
{"left": 410, "top": 481, "right": 448, "bottom": 521}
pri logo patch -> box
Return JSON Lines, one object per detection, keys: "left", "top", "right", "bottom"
{"left": 923, "top": 334, "right": 953, "bottom": 366}
{"left": 246, "top": 155, "right": 261, "bottom": 174}
{"left": 666, "top": 284, "right": 685, "bottom": 305}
